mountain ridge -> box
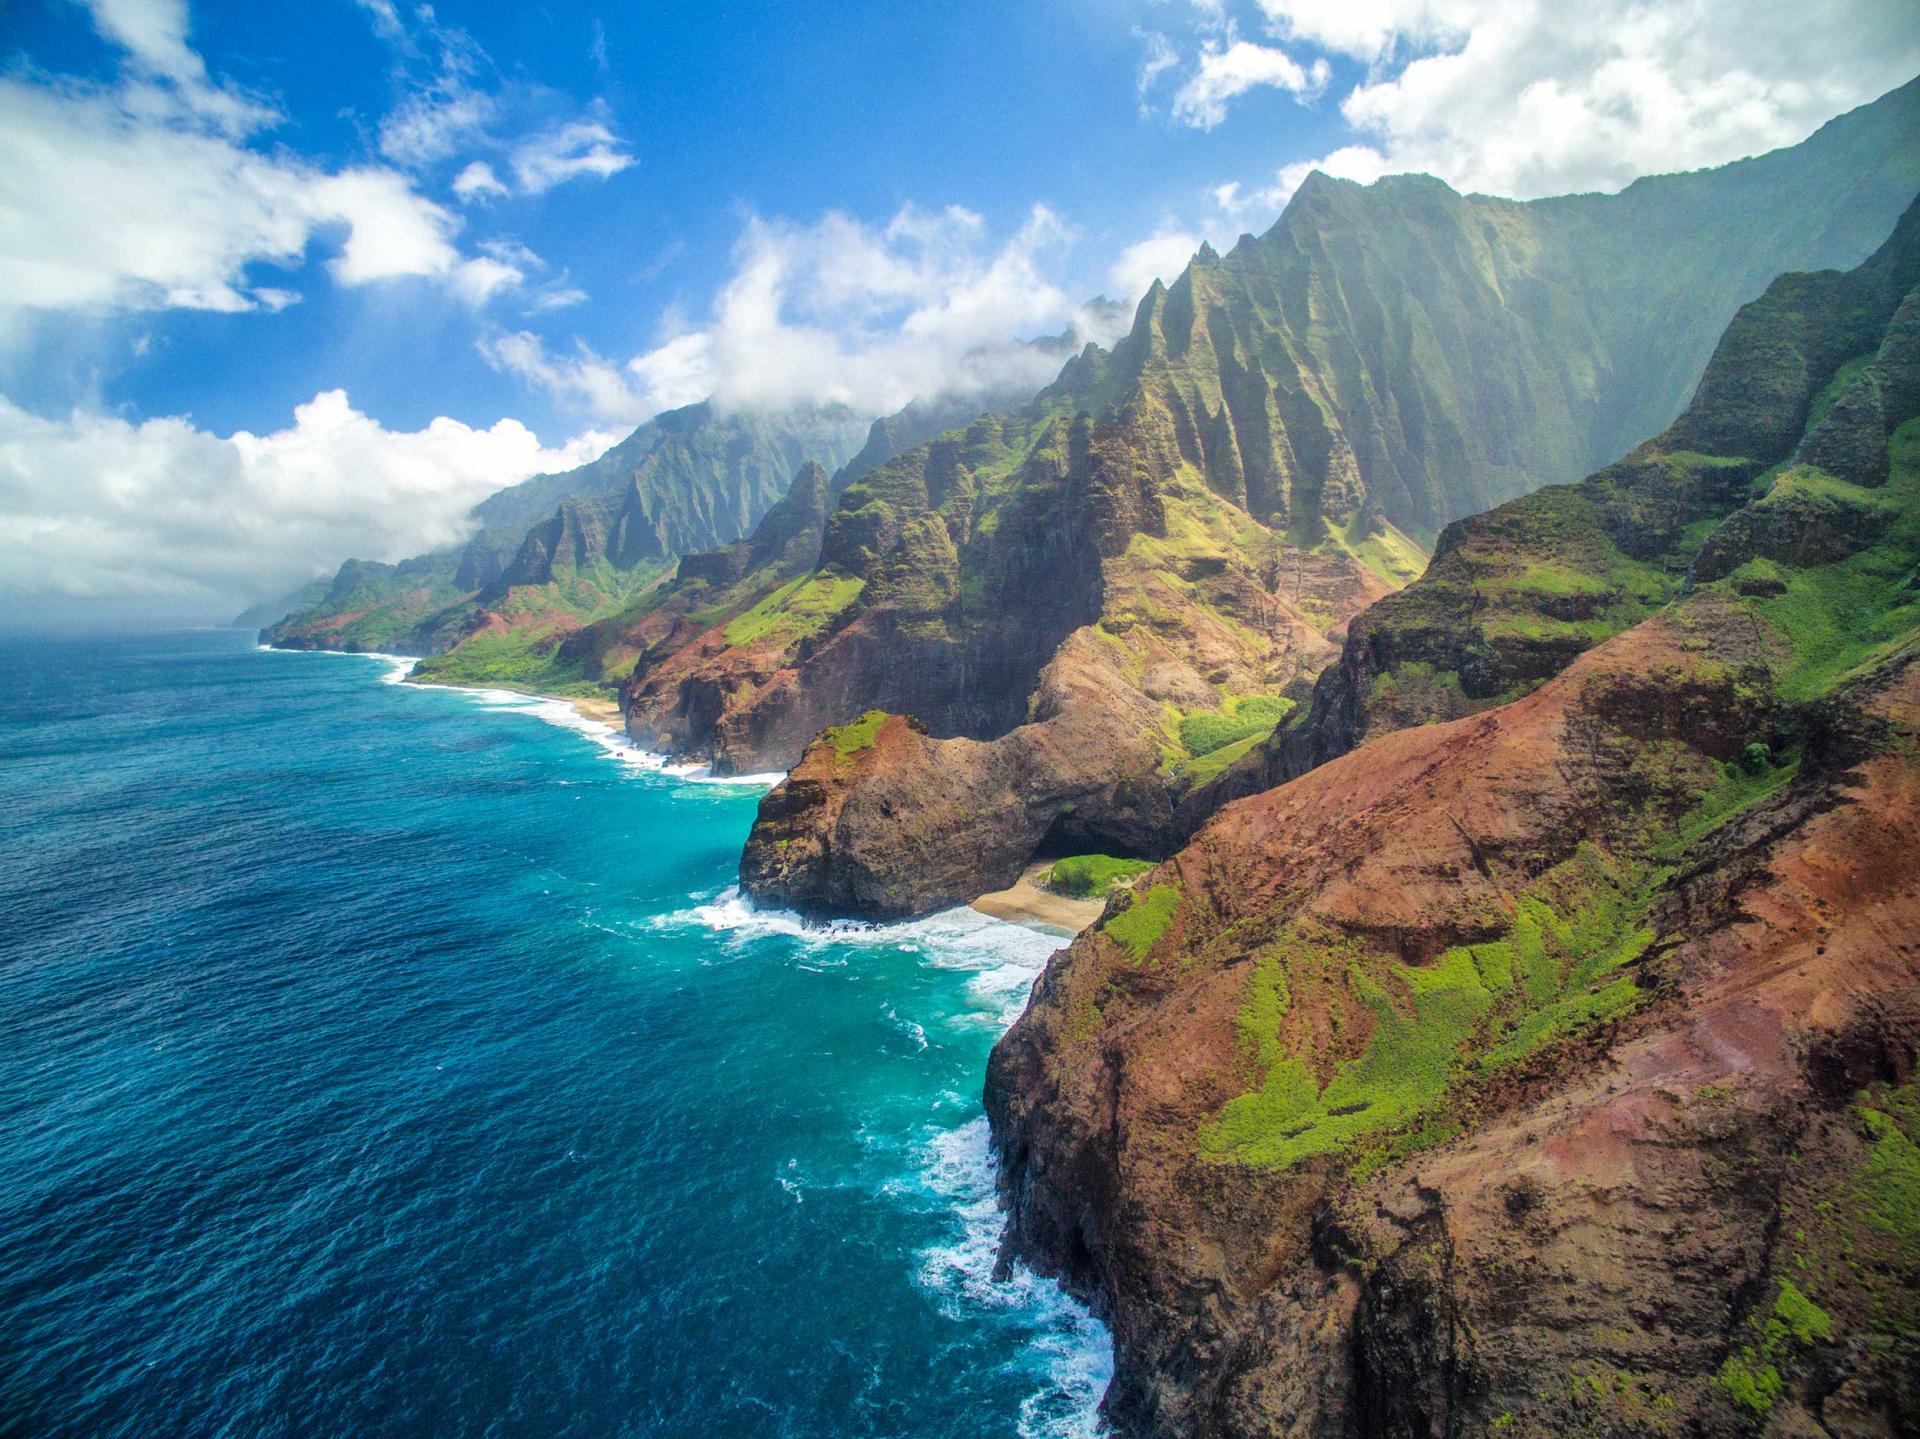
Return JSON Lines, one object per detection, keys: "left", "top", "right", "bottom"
{"left": 650, "top": 78, "right": 1920, "bottom": 921}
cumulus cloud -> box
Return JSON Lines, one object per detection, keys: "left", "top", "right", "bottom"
{"left": 1214, "top": 143, "right": 1394, "bottom": 217}
{"left": 361, "top": 5, "right": 634, "bottom": 201}
{"left": 1183, "top": 0, "right": 1920, "bottom": 208}
{"left": 0, "top": 389, "right": 616, "bottom": 613}
{"left": 483, "top": 203, "right": 1112, "bottom": 424}
{"left": 638, "top": 203, "right": 1082, "bottom": 415}
{"left": 452, "top": 160, "right": 509, "bottom": 201}
{"left": 0, "top": 0, "right": 527, "bottom": 316}
{"left": 478, "top": 331, "right": 652, "bottom": 426}
{"left": 1109, "top": 230, "right": 1203, "bottom": 297}
{"left": 1171, "top": 40, "right": 1329, "bottom": 129}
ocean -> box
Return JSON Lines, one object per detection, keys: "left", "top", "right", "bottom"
{"left": 0, "top": 629, "right": 1109, "bottom": 1437}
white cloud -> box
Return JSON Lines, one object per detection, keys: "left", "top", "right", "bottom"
{"left": 1190, "top": 0, "right": 1920, "bottom": 211}
{"left": 0, "top": 3, "right": 526, "bottom": 317}
{"left": 627, "top": 333, "right": 716, "bottom": 415}
{"left": 79, "top": 0, "right": 275, "bottom": 134}
{"left": 359, "top": 8, "right": 633, "bottom": 199}
{"left": 378, "top": 82, "right": 495, "bottom": 168}
{"left": 1135, "top": 29, "right": 1181, "bottom": 107}
{"left": 486, "top": 202, "right": 1099, "bottom": 424}
{"left": 479, "top": 331, "right": 650, "bottom": 425}
{"left": 450, "top": 256, "right": 524, "bottom": 305}
{"left": 508, "top": 120, "right": 635, "bottom": 194}
{"left": 1109, "top": 230, "right": 1202, "bottom": 297}
{"left": 1217, "top": 143, "right": 1393, "bottom": 216}
{"left": 1171, "top": 40, "right": 1328, "bottom": 129}
{"left": 0, "top": 389, "right": 616, "bottom": 612}
{"left": 452, "top": 160, "right": 509, "bottom": 201}
{"left": 638, "top": 203, "right": 1081, "bottom": 415}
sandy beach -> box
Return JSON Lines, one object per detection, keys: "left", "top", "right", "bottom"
{"left": 970, "top": 862, "right": 1105, "bottom": 936}
{"left": 564, "top": 695, "right": 623, "bottom": 726}
{"left": 404, "top": 673, "right": 624, "bottom": 729}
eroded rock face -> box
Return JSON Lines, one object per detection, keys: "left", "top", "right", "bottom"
{"left": 988, "top": 622, "right": 1920, "bottom": 1438}
{"left": 985, "top": 216, "right": 1920, "bottom": 1438}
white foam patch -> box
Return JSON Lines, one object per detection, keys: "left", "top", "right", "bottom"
{"left": 663, "top": 888, "right": 1068, "bottom": 1027}
{"left": 277, "top": 645, "right": 782, "bottom": 789}
{"left": 258, "top": 644, "right": 419, "bottom": 684}
{"left": 678, "top": 888, "right": 1110, "bottom": 1431}
{"left": 440, "top": 686, "right": 782, "bottom": 788}
{"left": 914, "top": 1118, "right": 1113, "bottom": 1439}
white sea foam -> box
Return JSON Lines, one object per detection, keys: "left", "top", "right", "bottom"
{"left": 259, "top": 643, "right": 420, "bottom": 684}
{"left": 914, "top": 1117, "right": 1113, "bottom": 1439}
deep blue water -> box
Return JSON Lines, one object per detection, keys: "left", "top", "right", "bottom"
{"left": 0, "top": 630, "right": 1107, "bottom": 1438}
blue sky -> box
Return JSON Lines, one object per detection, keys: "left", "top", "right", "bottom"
{"left": 2, "top": 0, "right": 1915, "bottom": 619}
{"left": 0, "top": 0, "right": 1355, "bottom": 440}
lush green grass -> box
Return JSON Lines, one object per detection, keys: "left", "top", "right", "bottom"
{"left": 821, "top": 709, "right": 888, "bottom": 760}
{"left": 1103, "top": 883, "right": 1182, "bottom": 961}
{"left": 1741, "top": 425, "right": 1920, "bottom": 701}
{"left": 1718, "top": 1281, "right": 1836, "bottom": 1415}
{"left": 1856, "top": 1085, "right": 1920, "bottom": 1256}
{"left": 722, "top": 570, "right": 864, "bottom": 647}
{"left": 1045, "top": 854, "right": 1155, "bottom": 898}
{"left": 412, "top": 626, "right": 610, "bottom": 699}
{"left": 1326, "top": 512, "right": 1431, "bottom": 586}
{"left": 1201, "top": 846, "right": 1657, "bottom": 1170}
{"left": 1160, "top": 694, "right": 1297, "bottom": 780}
{"left": 1176, "top": 729, "right": 1271, "bottom": 786}
{"left": 1179, "top": 694, "right": 1295, "bottom": 757}
{"left": 1201, "top": 931, "right": 1495, "bottom": 1168}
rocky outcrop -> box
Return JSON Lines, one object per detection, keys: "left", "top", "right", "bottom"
{"left": 986, "top": 212, "right": 1920, "bottom": 1439}
{"left": 990, "top": 612, "right": 1920, "bottom": 1436}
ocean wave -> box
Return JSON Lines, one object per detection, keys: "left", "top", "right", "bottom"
{"left": 278, "top": 646, "right": 782, "bottom": 789}
{"left": 258, "top": 644, "right": 420, "bottom": 684}
{"left": 433, "top": 687, "right": 783, "bottom": 788}
{"left": 913, "top": 1117, "right": 1113, "bottom": 1439}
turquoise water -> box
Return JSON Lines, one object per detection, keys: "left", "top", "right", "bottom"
{"left": 0, "top": 629, "right": 1107, "bottom": 1437}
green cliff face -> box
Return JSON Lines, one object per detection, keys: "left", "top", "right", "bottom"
{"left": 1095, "top": 75, "right": 1919, "bottom": 547}
{"left": 1229, "top": 195, "right": 1920, "bottom": 804}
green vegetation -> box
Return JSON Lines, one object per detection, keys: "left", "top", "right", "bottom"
{"left": 1103, "top": 883, "right": 1182, "bottom": 961}
{"left": 412, "top": 625, "right": 611, "bottom": 699}
{"left": 822, "top": 709, "right": 889, "bottom": 760}
{"left": 722, "top": 570, "right": 864, "bottom": 647}
{"left": 1856, "top": 1086, "right": 1920, "bottom": 1255}
{"left": 1044, "top": 854, "right": 1155, "bottom": 898}
{"left": 1201, "top": 847, "right": 1657, "bottom": 1170}
{"left": 1324, "top": 512, "right": 1432, "bottom": 586}
{"left": 1739, "top": 423, "right": 1920, "bottom": 700}
{"left": 1717, "top": 1281, "right": 1835, "bottom": 1415}
{"left": 1160, "top": 693, "right": 1297, "bottom": 783}
{"left": 1179, "top": 695, "right": 1295, "bottom": 757}
{"left": 1201, "top": 929, "right": 1494, "bottom": 1168}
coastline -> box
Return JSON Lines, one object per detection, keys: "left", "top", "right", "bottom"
{"left": 404, "top": 672, "right": 623, "bottom": 729}
{"left": 969, "top": 862, "right": 1104, "bottom": 936}
{"left": 324, "top": 650, "right": 1093, "bottom": 934}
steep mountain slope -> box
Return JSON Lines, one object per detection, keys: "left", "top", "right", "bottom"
{"left": 514, "top": 384, "right": 1066, "bottom": 706}
{"left": 259, "top": 400, "right": 871, "bottom": 666}
{"left": 985, "top": 205, "right": 1920, "bottom": 1438}
{"left": 1207, "top": 192, "right": 1920, "bottom": 813}
{"left": 689, "top": 82, "right": 1920, "bottom": 919}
